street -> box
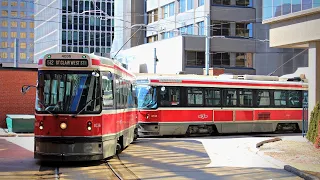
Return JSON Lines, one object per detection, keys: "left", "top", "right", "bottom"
{"left": 0, "top": 134, "right": 303, "bottom": 180}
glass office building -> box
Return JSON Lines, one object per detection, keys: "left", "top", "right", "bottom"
{"left": 0, "top": 0, "right": 34, "bottom": 63}
{"left": 263, "top": 0, "right": 320, "bottom": 20}
{"left": 34, "top": 0, "right": 114, "bottom": 62}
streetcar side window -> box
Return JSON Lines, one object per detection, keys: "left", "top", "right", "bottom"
{"left": 102, "top": 77, "right": 113, "bottom": 108}
{"left": 288, "top": 91, "right": 302, "bottom": 107}
{"left": 223, "top": 89, "right": 237, "bottom": 106}
{"left": 160, "top": 87, "right": 180, "bottom": 106}
{"left": 256, "top": 90, "right": 270, "bottom": 107}
{"left": 187, "top": 88, "right": 203, "bottom": 106}
{"left": 205, "top": 88, "right": 220, "bottom": 106}
{"left": 239, "top": 90, "right": 253, "bottom": 107}
{"left": 274, "top": 91, "right": 287, "bottom": 106}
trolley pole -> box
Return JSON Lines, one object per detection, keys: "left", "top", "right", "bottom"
{"left": 14, "top": 38, "right": 19, "bottom": 68}
{"left": 205, "top": 14, "right": 210, "bottom": 76}
{"left": 154, "top": 48, "right": 157, "bottom": 74}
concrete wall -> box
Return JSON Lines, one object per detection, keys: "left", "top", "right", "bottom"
{"left": 0, "top": 68, "right": 37, "bottom": 128}
{"left": 118, "top": 36, "right": 184, "bottom": 74}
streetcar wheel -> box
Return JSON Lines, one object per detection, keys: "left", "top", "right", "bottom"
{"left": 133, "top": 128, "right": 138, "bottom": 141}
{"left": 116, "top": 143, "right": 122, "bottom": 154}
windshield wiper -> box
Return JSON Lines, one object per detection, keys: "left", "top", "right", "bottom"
{"left": 72, "top": 96, "right": 102, "bottom": 118}
{"left": 38, "top": 100, "right": 58, "bottom": 117}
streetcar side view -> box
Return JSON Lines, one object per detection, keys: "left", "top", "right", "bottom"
{"left": 22, "top": 52, "right": 138, "bottom": 161}
{"left": 135, "top": 73, "right": 308, "bottom": 137}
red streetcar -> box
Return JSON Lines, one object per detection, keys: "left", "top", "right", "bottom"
{"left": 22, "top": 53, "right": 138, "bottom": 161}
{"left": 135, "top": 73, "right": 308, "bottom": 136}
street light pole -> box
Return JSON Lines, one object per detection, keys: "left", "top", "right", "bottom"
{"left": 205, "top": 14, "right": 210, "bottom": 76}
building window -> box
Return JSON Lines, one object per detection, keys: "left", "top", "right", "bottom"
{"left": 20, "top": 22, "right": 27, "bottom": 28}
{"left": 20, "top": 53, "right": 27, "bottom": 59}
{"left": 187, "top": 0, "right": 194, "bottom": 10}
{"left": 11, "top": 11, "right": 18, "bottom": 17}
{"left": 11, "top": 1, "right": 17, "bottom": 6}
{"left": 212, "top": 52, "right": 230, "bottom": 66}
{"left": 20, "top": 2, "right": 25, "bottom": 7}
{"left": 211, "top": 0, "right": 231, "bottom": 5}
{"left": 199, "top": 0, "right": 205, "bottom": 6}
{"left": 29, "top": 32, "right": 34, "bottom": 38}
{"left": 197, "top": 21, "right": 205, "bottom": 35}
{"left": 11, "top": 32, "right": 17, "bottom": 38}
{"left": 236, "top": 0, "right": 252, "bottom": 7}
{"left": 20, "top": 12, "right": 26, "bottom": 17}
{"left": 1, "top": 52, "right": 8, "bottom": 59}
{"left": 147, "top": 35, "right": 158, "bottom": 43}
{"left": 11, "top": 21, "right": 17, "bottom": 27}
{"left": 186, "top": 51, "right": 205, "bottom": 66}
{"left": 10, "top": 42, "right": 14, "bottom": 48}
{"left": 179, "top": 24, "right": 194, "bottom": 35}
{"left": 1, "top": 42, "right": 8, "bottom": 48}
{"left": 20, "top": 32, "right": 26, "bottom": 38}
{"left": 179, "top": 0, "right": 186, "bottom": 13}
{"left": 235, "top": 52, "right": 253, "bottom": 67}
{"left": 1, "top": 32, "right": 8, "bottom": 38}
{"left": 162, "top": 2, "right": 174, "bottom": 18}
{"left": 2, "top": 1, "right": 8, "bottom": 6}
{"left": 162, "top": 31, "right": 174, "bottom": 39}
{"left": 212, "top": 21, "right": 230, "bottom": 36}
{"left": 10, "top": 53, "right": 14, "bottom": 59}
{"left": 1, "top": 21, "right": 7, "bottom": 27}
{"left": 29, "top": 22, "right": 34, "bottom": 28}
{"left": 20, "top": 42, "right": 27, "bottom": 49}
{"left": 1, "top": 10, "right": 8, "bottom": 16}
{"left": 236, "top": 23, "right": 252, "bottom": 38}
{"left": 148, "top": 9, "right": 158, "bottom": 24}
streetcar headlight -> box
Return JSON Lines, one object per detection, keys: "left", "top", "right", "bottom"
{"left": 39, "top": 121, "right": 44, "bottom": 130}
{"left": 87, "top": 121, "right": 92, "bottom": 131}
{"left": 60, "top": 122, "right": 67, "bottom": 130}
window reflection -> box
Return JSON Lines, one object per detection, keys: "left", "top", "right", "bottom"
{"left": 263, "top": 0, "right": 317, "bottom": 20}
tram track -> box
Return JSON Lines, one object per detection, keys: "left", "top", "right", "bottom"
{"left": 105, "top": 154, "right": 140, "bottom": 180}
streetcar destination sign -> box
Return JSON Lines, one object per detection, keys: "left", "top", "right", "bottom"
{"left": 46, "top": 59, "right": 88, "bottom": 67}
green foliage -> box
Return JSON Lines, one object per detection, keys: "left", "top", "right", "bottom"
{"left": 306, "top": 102, "right": 320, "bottom": 143}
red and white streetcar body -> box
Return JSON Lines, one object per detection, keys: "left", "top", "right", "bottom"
{"left": 135, "top": 73, "right": 308, "bottom": 136}
{"left": 33, "top": 53, "right": 138, "bottom": 161}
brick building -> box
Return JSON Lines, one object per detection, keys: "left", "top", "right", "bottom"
{"left": 0, "top": 67, "right": 37, "bottom": 128}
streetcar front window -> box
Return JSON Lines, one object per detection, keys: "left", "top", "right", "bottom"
{"left": 36, "top": 71, "right": 101, "bottom": 114}
{"left": 136, "top": 85, "right": 157, "bottom": 109}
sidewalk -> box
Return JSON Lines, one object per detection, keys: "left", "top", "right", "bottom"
{"left": 0, "top": 128, "right": 34, "bottom": 137}
{"left": 256, "top": 135, "right": 320, "bottom": 180}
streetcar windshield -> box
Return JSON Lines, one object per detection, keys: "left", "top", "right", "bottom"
{"left": 36, "top": 71, "right": 101, "bottom": 114}
{"left": 136, "top": 85, "right": 157, "bottom": 109}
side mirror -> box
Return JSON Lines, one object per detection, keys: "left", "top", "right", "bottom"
{"left": 21, "top": 85, "right": 37, "bottom": 95}
{"left": 107, "top": 71, "right": 114, "bottom": 80}
{"left": 92, "top": 71, "right": 100, "bottom": 77}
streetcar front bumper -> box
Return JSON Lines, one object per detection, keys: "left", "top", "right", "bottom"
{"left": 34, "top": 136, "right": 103, "bottom": 161}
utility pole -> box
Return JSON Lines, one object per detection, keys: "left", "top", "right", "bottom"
{"left": 14, "top": 38, "right": 19, "bottom": 68}
{"left": 205, "top": 14, "right": 210, "bottom": 76}
{"left": 154, "top": 48, "right": 157, "bottom": 74}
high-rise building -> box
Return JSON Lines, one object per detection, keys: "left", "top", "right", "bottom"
{"left": 0, "top": 0, "right": 34, "bottom": 64}
{"left": 262, "top": 0, "right": 320, "bottom": 124}
{"left": 116, "top": 0, "right": 308, "bottom": 76}
{"left": 34, "top": 0, "right": 114, "bottom": 62}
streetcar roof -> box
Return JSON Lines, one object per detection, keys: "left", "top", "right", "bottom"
{"left": 134, "top": 73, "right": 308, "bottom": 90}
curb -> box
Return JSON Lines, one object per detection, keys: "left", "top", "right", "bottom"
{"left": 284, "top": 165, "right": 320, "bottom": 180}
{"left": 0, "top": 134, "right": 34, "bottom": 137}
{"left": 256, "top": 137, "right": 282, "bottom": 148}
